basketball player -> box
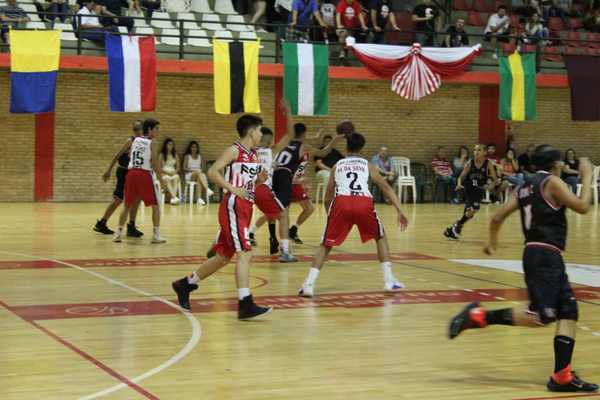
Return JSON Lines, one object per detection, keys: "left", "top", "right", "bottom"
{"left": 288, "top": 151, "right": 314, "bottom": 244}
{"left": 94, "top": 120, "right": 144, "bottom": 237}
{"left": 448, "top": 145, "right": 597, "bottom": 393}
{"left": 298, "top": 133, "right": 408, "bottom": 297}
{"left": 113, "top": 118, "right": 166, "bottom": 244}
{"left": 171, "top": 115, "right": 272, "bottom": 320}
{"left": 444, "top": 144, "right": 497, "bottom": 240}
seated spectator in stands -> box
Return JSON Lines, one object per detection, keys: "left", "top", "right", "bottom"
{"left": 371, "top": 147, "right": 397, "bottom": 185}
{"left": 562, "top": 148, "right": 580, "bottom": 193}
{"left": 0, "top": 0, "right": 30, "bottom": 44}
{"left": 127, "top": 0, "right": 142, "bottom": 16}
{"left": 160, "top": 138, "right": 182, "bottom": 205}
{"left": 518, "top": 144, "right": 536, "bottom": 174}
{"left": 522, "top": 12, "right": 549, "bottom": 44}
{"left": 318, "top": 0, "right": 336, "bottom": 42}
{"left": 486, "top": 143, "right": 501, "bottom": 165}
{"left": 443, "top": 18, "right": 469, "bottom": 47}
{"left": 183, "top": 140, "right": 214, "bottom": 205}
{"left": 97, "top": 0, "right": 134, "bottom": 32}
{"left": 315, "top": 134, "right": 344, "bottom": 186}
{"left": 251, "top": 0, "right": 268, "bottom": 32}
{"left": 431, "top": 146, "right": 456, "bottom": 203}
{"left": 140, "top": 0, "right": 160, "bottom": 22}
{"left": 484, "top": 5, "right": 511, "bottom": 59}
{"left": 370, "top": 0, "right": 399, "bottom": 44}
{"left": 77, "top": 0, "right": 117, "bottom": 44}
{"left": 500, "top": 148, "right": 525, "bottom": 188}
{"left": 584, "top": 6, "right": 600, "bottom": 32}
{"left": 453, "top": 145, "right": 470, "bottom": 177}
{"left": 33, "top": 0, "right": 69, "bottom": 23}
{"left": 336, "top": 0, "right": 368, "bottom": 60}
{"left": 412, "top": 0, "right": 439, "bottom": 46}
{"left": 287, "top": 0, "right": 327, "bottom": 42}
{"left": 545, "top": 0, "right": 570, "bottom": 23}
{"left": 274, "top": 0, "right": 292, "bottom": 38}
{"left": 513, "top": 0, "right": 542, "bottom": 18}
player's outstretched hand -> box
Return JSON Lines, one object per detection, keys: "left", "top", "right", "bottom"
{"left": 102, "top": 171, "right": 110, "bottom": 182}
{"left": 455, "top": 183, "right": 464, "bottom": 191}
{"left": 231, "top": 187, "right": 249, "bottom": 200}
{"left": 579, "top": 157, "right": 592, "bottom": 180}
{"left": 483, "top": 243, "right": 496, "bottom": 255}
{"left": 279, "top": 98, "right": 291, "bottom": 116}
{"left": 397, "top": 212, "right": 408, "bottom": 231}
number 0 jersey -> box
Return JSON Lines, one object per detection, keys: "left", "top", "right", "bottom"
{"left": 224, "top": 142, "right": 260, "bottom": 201}
{"left": 128, "top": 137, "right": 153, "bottom": 171}
{"left": 517, "top": 172, "right": 567, "bottom": 251}
{"left": 334, "top": 156, "right": 372, "bottom": 197}
{"left": 274, "top": 140, "right": 303, "bottom": 175}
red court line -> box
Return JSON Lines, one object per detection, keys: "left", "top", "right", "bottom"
{"left": 513, "top": 393, "right": 600, "bottom": 400}
{"left": 0, "top": 300, "right": 160, "bottom": 400}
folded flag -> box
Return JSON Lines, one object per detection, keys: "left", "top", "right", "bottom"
{"left": 564, "top": 55, "right": 600, "bottom": 121}
{"left": 283, "top": 42, "right": 329, "bottom": 116}
{"left": 10, "top": 30, "right": 60, "bottom": 114}
{"left": 106, "top": 34, "right": 157, "bottom": 112}
{"left": 499, "top": 51, "right": 537, "bottom": 121}
{"left": 213, "top": 39, "right": 260, "bottom": 114}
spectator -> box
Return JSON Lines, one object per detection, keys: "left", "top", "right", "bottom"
{"left": 369, "top": 0, "right": 399, "bottom": 44}
{"left": 443, "top": 17, "right": 469, "bottom": 47}
{"left": 183, "top": 140, "right": 214, "bottom": 205}
{"left": 562, "top": 148, "right": 580, "bottom": 193}
{"left": 484, "top": 5, "right": 511, "bottom": 59}
{"left": 522, "top": 12, "right": 549, "bottom": 45}
{"left": 140, "top": 0, "right": 160, "bottom": 22}
{"left": 584, "top": 6, "right": 600, "bottom": 32}
{"left": 250, "top": 0, "right": 268, "bottom": 31}
{"left": 336, "top": 0, "right": 368, "bottom": 60}
{"left": 518, "top": 144, "right": 536, "bottom": 174}
{"left": 96, "top": 0, "right": 135, "bottom": 33}
{"left": 546, "top": 0, "right": 570, "bottom": 23}
{"left": 160, "top": 138, "right": 182, "bottom": 205}
{"left": 453, "top": 145, "right": 470, "bottom": 177}
{"left": 314, "top": 134, "right": 344, "bottom": 187}
{"left": 76, "top": 0, "right": 117, "bottom": 45}
{"left": 371, "top": 146, "right": 397, "bottom": 185}
{"left": 274, "top": 0, "right": 292, "bottom": 38}
{"left": 486, "top": 143, "right": 501, "bottom": 164}
{"left": 0, "top": 0, "right": 30, "bottom": 45}
{"left": 287, "top": 0, "right": 327, "bottom": 41}
{"left": 318, "top": 0, "right": 337, "bottom": 42}
{"left": 412, "top": 0, "right": 439, "bottom": 46}
{"left": 431, "top": 146, "right": 456, "bottom": 202}
{"left": 33, "top": 0, "right": 69, "bottom": 23}
{"left": 500, "top": 148, "right": 525, "bottom": 187}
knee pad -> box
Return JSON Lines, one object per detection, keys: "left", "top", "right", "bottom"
{"left": 558, "top": 297, "right": 579, "bottom": 322}
{"left": 537, "top": 308, "right": 558, "bottom": 325}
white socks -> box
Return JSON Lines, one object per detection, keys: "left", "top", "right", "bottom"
{"left": 249, "top": 225, "right": 257, "bottom": 234}
{"left": 153, "top": 226, "right": 160, "bottom": 236}
{"left": 381, "top": 261, "right": 395, "bottom": 283}
{"left": 187, "top": 272, "right": 199, "bottom": 284}
{"left": 238, "top": 288, "right": 250, "bottom": 300}
{"left": 281, "top": 239, "right": 290, "bottom": 252}
{"left": 305, "top": 267, "right": 320, "bottom": 286}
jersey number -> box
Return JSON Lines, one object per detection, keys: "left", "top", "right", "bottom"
{"left": 472, "top": 179, "right": 478, "bottom": 187}
{"left": 275, "top": 151, "right": 292, "bottom": 167}
{"left": 346, "top": 172, "right": 362, "bottom": 191}
{"left": 523, "top": 204, "right": 532, "bottom": 231}
{"left": 131, "top": 150, "right": 144, "bottom": 168}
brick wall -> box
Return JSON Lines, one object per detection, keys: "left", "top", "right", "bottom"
{"left": 2, "top": 70, "right": 600, "bottom": 202}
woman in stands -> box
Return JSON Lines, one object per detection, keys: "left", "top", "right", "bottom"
{"left": 500, "top": 148, "right": 525, "bottom": 192}
{"left": 160, "top": 138, "right": 182, "bottom": 204}
{"left": 183, "top": 140, "right": 213, "bottom": 205}
{"left": 522, "top": 12, "right": 549, "bottom": 45}
{"left": 562, "top": 148, "right": 580, "bottom": 193}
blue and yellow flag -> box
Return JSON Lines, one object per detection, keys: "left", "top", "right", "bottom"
{"left": 10, "top": 30, "right": 60, "bottom": 113}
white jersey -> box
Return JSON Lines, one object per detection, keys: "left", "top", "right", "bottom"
{"left": 128, "top": 137, "right": 153, "bottom": 171}
{"left": 256, "top": 146, "right": 273, "bottom": 186}
{"left": 334, "top": 156, "right": 372, "bottom": 197}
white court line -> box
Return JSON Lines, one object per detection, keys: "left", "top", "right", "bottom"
{"left": 0, "top": 250, "right": 201, "bottom": 400}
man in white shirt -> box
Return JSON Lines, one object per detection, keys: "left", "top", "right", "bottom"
{"left": 76, "top": 0, "right": 116, "bottom": 45}
{"left": 484, "top": 5, "right": 510, "bottom": 59}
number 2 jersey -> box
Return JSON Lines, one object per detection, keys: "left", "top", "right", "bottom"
{"left": 517, "top": 172, "right": 567, "bottom": 251}
{"left": 334, "top": 156, "right": 372, "bottom": 197}
{"left": 224, "top": 142, "right": 260, "bottom": 202}
{"left": 128, "top": 137, "right": 153, "bottom": 171}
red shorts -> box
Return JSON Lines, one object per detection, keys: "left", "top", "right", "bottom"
{"left": 123, "top": 169, "right": 158, "bottom": 208}
{"left": 291, "top": 184, "right": 309, "bottom": 203}
{"left": 322, "top": 195, "right": 384, "bottom": 247}
{"left": 254, "top": 184, "right": 284, "bottom": 220}
{"left": 214, "top": 193, "right": 254, "bottom": 258}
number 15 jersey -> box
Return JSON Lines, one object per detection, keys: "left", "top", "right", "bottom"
{"left": 334, "top": 156, "right": 372, "bottom": 197}
{"left": 128, "top": 137, "right": 153, "bottom": 171}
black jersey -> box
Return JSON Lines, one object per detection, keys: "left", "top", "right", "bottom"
{"left": 117, "top": 136, "right": 135, "bottom": 169}
{"left": 465, "top": 159, "right": 489, "bottom": 191}
{"left": 274, "top": 140, "right": 303, "bottom": 175}
{"left": 517, "top": 172, "right": 567, "bottom": 250}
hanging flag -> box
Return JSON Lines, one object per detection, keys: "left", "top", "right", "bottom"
{"left": 10, "top": 30, "right": 60, "bottom": 114}
{"left": 564, "top": 55, "right": 600, "bottom": 121}
{"left": 106, "top": 34, "right": 157, "bottom": 112}
{"left": 213, "top": 39, "right": 260, "bottom": 114}
{"left": 499, "top": 51, "right": 537, "bottom": 121}
{"left": 283, "top": 42, "right": 329, "bottom": 116}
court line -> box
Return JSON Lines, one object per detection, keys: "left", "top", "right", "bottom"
{"left": 512, "top": 393, "right": 600, "bottom": 400}
{"left": 0, "top": 250, "right": 202, "bottom": 400}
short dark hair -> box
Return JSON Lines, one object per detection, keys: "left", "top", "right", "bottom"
{"left": 236, "top": 115, "right": 263, "bottom": 137}
{"left": 487, "top": 143, "right": 496, "bottom": 148}
{"left": 497, "top": 4, "right": 507, "bottom": 10}
{"left": 142, "top": 118, "right": 160, "bottom": 136}
{"left": 346, "top": 132, "right": 366, "bottom": 153}
{"left": 132, "top": 120, "right": 143, "bottom": 133}
{"left": 261, "top": 127, "right": 274, "bottom": 137}
{"left": 294, "top": 123, "right": 307, "bottom": 138}
{"left": 323, "top": 134, "right": 333, "bottom": 141}
{"left": 532, "top": 144, "right": 562, "bottom": 171}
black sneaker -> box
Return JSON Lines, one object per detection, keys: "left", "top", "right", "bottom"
{"left": 127, "top": 222, "right": 144, "bottom": 238}
{"left": 289, "top": 226, "right": 303, "bottom": 244}
{"left": 171, "top": 277, "right": 198, "bottom": 310}
{"left": 444, "top": 226, "right": 459, "bottom": 240}
{"left": 238, "top": 295, "right": 273, "bottom": 320}
{"left": 249, "top": 232, "right": 257, "bottom": 246}
{"left": 448, "top": 302, "right": 481, "bottom": 339}
{"left": 269, "top": 238, "right": 279, "bottom": 255}
{"left": 547, "top": 374, "right": 599, "bottom": 392}
{"left": 94, "top": 220, "right": 114, "bottom": 235}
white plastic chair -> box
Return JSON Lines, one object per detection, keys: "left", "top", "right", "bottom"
{"left": 26, "top": 21, "right": 46, "bottom": 29}
{"left": 390, "top": 157, "right": 416, "bottom": 203}
{"left": 151, "top": 11, "right": 175, "bottom": 28}
{"left": 177, "top": 12, "right": 200, "bottom": 29}
{"left": 21, "top": 3, "right": 40, "bottom": 21}
{"left": 160, "top": 28, "right": 182, "bottom": 45}
{"left": 185, "top": 181, "right": 210, "bottom": 204}
{"left": 239, "top": 30, "right": 258, "bottom": 40}
{"left": 54, "top": 23, "right": 77, "bottom": 40}
{"left": 187, "top": 29, "right": 211, "bottom": 46}
{"left": 226, "top": 14, "right": 251, "bottom": 31}
{"left": 214, "top": 29, "right": 233, "bottom": 41}
{"left": 201, "top": 13, "right": 224, "bottom": 30}
{"left": 134, "top": 17, "right": 149, "bottom": 27}
{"left": 214, "top": 0, "right": 237, "bottom": 14}
{"left": 576, "top": 165, "right": 600, "bottom": 205}
{"left": 190, "top": 0, "right": 212, "bottom": 13}
{"left": 163, "top": 0, "right": 190, "bottom": 12}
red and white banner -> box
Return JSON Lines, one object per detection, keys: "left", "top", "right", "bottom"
{"left": 346, "top": 37, "right": 481, "bottom": 101}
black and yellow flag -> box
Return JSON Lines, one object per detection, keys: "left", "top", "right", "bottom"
{"left": 213, "top": 39, "right": 260, "bottom": 114}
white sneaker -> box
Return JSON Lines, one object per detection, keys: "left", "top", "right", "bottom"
{"left": 384, "top": 281, "right": 405, "bottom": 292}
{"left": 298, "top": 284, "right": 314, "bottom": 298}
{"left": 197, "top": 198, "right": 205, "bottom": 205}
{"left": 170, "top": 197, "right": 180, "bottom": 205}
{"left": 113, "top": 232, "right": 123, "bottom": 243}
{"left": 151, "top": 234, "right": 166, "bottom": 244}
{"left": 207, "top": 188, "right": 214, "bottom": 197}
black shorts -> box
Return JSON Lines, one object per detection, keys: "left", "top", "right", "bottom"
{"left": 464, "top": 188, "right": 484, "bottom": 211}
{"left": 272, "top": 169, "right": 293, "bottom": 209}
{"left": 523, "top": 246, "right": 576, "bottom": 322}
{"left": 113, "top": 167, "right": 128, "bottom": 200}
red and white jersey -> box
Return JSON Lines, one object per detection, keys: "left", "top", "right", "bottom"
{"left": 224, "top": 142, "right": 259, "bottom": 201}
{"left": 128, "top": 137, "right": 153, "bottom": 171}
{"left": 293, "top": 153, "right": 310, "bottom": 183}
{"left": 334, "top": 156, "right": 372, "bottom": 197}
{"left": 256, "top": 146, "right": 273, "bottom": 186}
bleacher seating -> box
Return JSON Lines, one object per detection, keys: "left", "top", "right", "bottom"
{"left": 55, "top": 23, "right": 77, "bottom": 40}
{"left": 177, "top": 12, "right": 201, "bottom": 29}
{"left": 187, "top": 29, "right": 211, "bottom": 46}
{"left": 214, "top": 0, "right": 237, "bottom": 14}
{"left": 26, "top": 21, "right": 46, "bottom": 29}
{"left": 226, "top": 14, "right": 251, "bottom": 31}
{"left": 214, "top": 29, "right": 233, "bottom": 42}
{"left": 151, "top": 12, "right": 176, "bottom": 29}
{"left": 161, "top": 28, "right": 182, "bottom": 45}
{"left": 134, "top": 26, "right": 156, "bottom": 41}
{"left": 190, "top": 0, "right": 212, "bottom": 13}
{"left": 201, "top": 13, "right": 224, "bottom": 31}
{"left": 20, "top": 3, "right": 40, "bottom": 21}
{"left": 472, "top": 0, "right": 491, "bottom": 13}
{"left": 467, "top": 11, "right": 485, "bottom": 26}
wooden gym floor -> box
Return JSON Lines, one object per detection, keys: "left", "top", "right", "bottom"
{"left": 1, "top": 201, "right": 600, "bottom": 400}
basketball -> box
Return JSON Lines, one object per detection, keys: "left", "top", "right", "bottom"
{"left": 336, "top": 120, "right": 355, "bottom": 137}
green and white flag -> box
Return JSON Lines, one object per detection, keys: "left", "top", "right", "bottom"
{"left": 283, "top": 42, "right": 329, "bottom": 116}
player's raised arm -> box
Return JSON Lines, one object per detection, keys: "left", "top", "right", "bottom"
{"left": 308, "top": 134, "right": 344, "bottom": 158}
{"left": 207, "top": 145, "right": 248, "bottom": 199}
{"left": 484, "top": 193, "right": 519, "bottom": 255}
{"left": 104, "top": 137, "right": 133, "bottom": 182}
{"left": 547, "top": 157, "right": 592, "bottom": 214}
{"left": 368, "top": 162, "right": 408, "bottom": 231}
{"left": 272, "top": 99, "right": 294, "bottom": 154}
